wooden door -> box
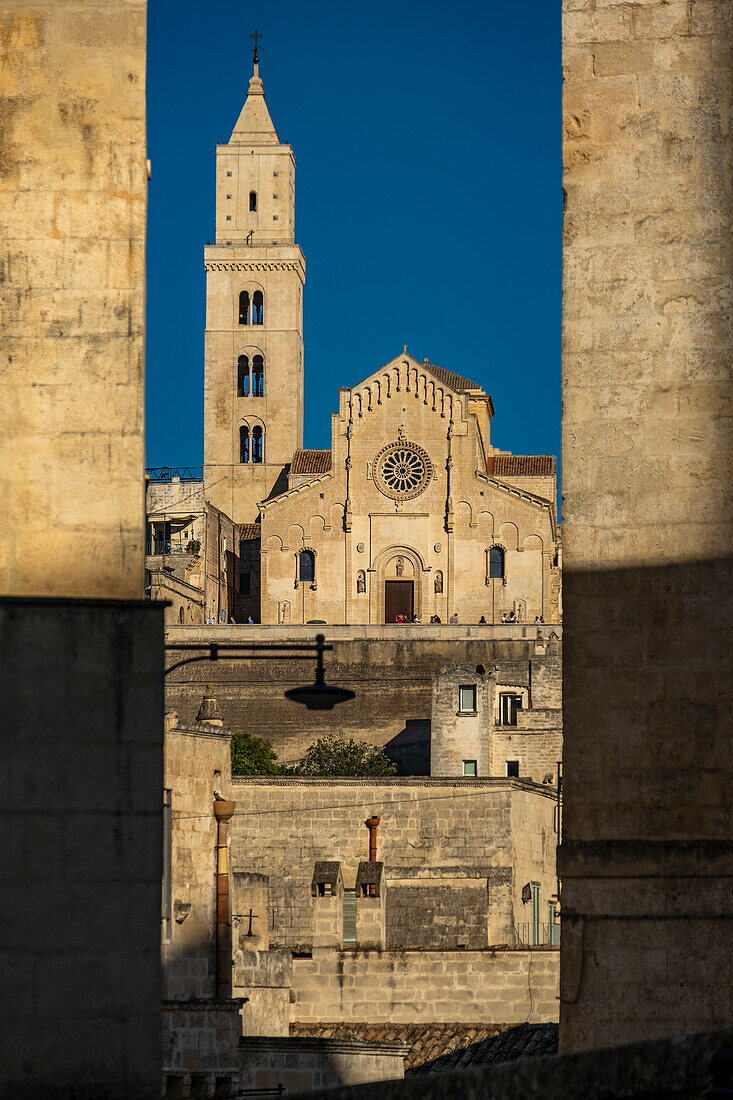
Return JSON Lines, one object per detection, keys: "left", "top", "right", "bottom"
{"left": 385, "top": 580, "right": 414, "bottom": 622}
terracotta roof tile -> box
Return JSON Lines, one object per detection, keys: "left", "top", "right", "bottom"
{"left": 291, "top": 449, "right": 332, "bottom": 475}
{"left": 289, "top": 1023, "right": 558, "bottom": 1073}
{"left": 490, "top": 454, "right": 555, "bottom": 477}
{"left": 238, "top": 523, "right": 261, "bottom": 541}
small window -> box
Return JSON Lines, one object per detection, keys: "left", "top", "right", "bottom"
{"left": 458, "top": 685, "right": 477, "bottom": 713}
{"left": 239, "top": 425, "right": 249, "bottom": 464}
{"left": 249, "top": 190, "right": 257, "bottom": 211}
{"left": 226, "top": 171, "right": 232, "bottom": 177}
{"left": 500, "top": 693, "right": 522, "bottom": 726}
{"left": 252, "top": 290, "right": 264, "bottom": 325}
{"left": 237, "top": 355, "right": 249, "bottom": 397}
{"left": 463, "top": 760, "right": 477, "bottom": 777}
{"left": 239, "top": 291, "right": 250, "bottom": 325}
{"left": 225, "top": 214, "right": 231, "bottom": 221}
{"left": 299, "top": 549, "right": 315, "bottom": 583}
{"left": 251, "top": 424, "right": 263, "bottom": 463}
{"left": 489, "top": 546, "right": 505, "bottom": 579}
{"left": 506, "top": 760, "right": 520, "bottom": 778}
{"left": 239, "top": 571, "right": 251, "bottom": 596}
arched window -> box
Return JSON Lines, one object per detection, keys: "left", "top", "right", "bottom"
{"left": 237, "top": 355, "right": 250, "bottom": 397}
{"left": 239, "top": 425, "right": 249, "bottom": 464}
{"left": 251, "top": 424, "right": 263, "bottom": 463}
{"left": 489, "top": 546, "right": 505, "bottom": 579}
{"left": 239, "top": 291, "right": 250, "bottom": 325}
{"left": 249, "top": 191, "right": 257, "bottom": 212}
{"left": 252, "top": 290, "right": 264, "bottom": 325}
{"left": 299, "top": 549, "right": 315, "bottom": 583}
{"left": 178, "top": 606, "right": 184, "bottom": 624}
{"left": 252, "top": 355, "right": 264, "bottom": 396}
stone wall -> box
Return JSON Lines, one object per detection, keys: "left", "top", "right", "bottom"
{"left": 162, "top": 716, "right": 233, "bottom": 1002}
{"left": 230, "top": 778, "right": 558, "bottom": 950}
{"left": 561, "top": 0, "right": 733, "bottom": 1053}
{"left": 431, "top": 656, "right": 562, "bottom": 783}
{"left": 290, "top": 948, "right": 559, "bottom": 1026}
{"left": 164, "top": 625, "right": 561, "bottom": 769}
{"left": 288, "top": 1026, "right": 733, "bottom": 1100}
{"left": 0, "top": 597, "right": 164, "bottom": 1099}
{"left": 0, "top": 0, "right": 147, "bottom": 598}
{"left": 239, "top": 1036, "right": 408, "bottom": 1094}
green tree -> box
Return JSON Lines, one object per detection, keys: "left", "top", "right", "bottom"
{"left": 294, "top": 735, "right": 397, "bottom": 777}
{"left": 230, "top": 731, "right": 280, "bottom": 775}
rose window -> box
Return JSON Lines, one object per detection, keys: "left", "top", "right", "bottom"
{"left": 374, "top": 439, "right": 432, "bottom": 501}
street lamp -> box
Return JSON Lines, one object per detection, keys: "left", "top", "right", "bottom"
{"left": 164, "top": 632, "right": 355, "bottom": 711}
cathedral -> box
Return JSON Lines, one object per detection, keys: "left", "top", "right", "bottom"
{"left": 155, "top": 57, "right": 560, "bottom": 626}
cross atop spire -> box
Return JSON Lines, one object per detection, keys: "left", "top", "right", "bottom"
{"left": 250, "top": 29, "right": 262, "bottom": 65}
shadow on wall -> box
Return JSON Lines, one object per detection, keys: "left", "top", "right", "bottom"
{"left": 384, "top": 720, "right": 431, "bottom": 775}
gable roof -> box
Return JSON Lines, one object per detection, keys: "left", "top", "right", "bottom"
{"left": 490, "top": 455, "right": 555, "bottom": 477}
{"left": 352, "top": 354, "right": 484, "bottom": 395}
{"left": 291, "top": 449, "right": 332, "bottom": 475}
{"left": 429, "top": 364, "right": 484, "bottom": 393}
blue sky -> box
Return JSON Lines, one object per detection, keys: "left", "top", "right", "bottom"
{"left": 145, "top": 0, "right": 560, "bottom": 469}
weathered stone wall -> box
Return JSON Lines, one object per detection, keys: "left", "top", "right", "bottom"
{"left": 162, "top": 716, "right": 233, "bottom": 1002}
{"left": 239, "top": 1037, "right": 408, "bottom": 1094}
{"left": 0, "top": 597, "right": 163, "bottom": 1099}
{"left": 431, "top": 655, "right": 562, "bottom": 783}
{"left": 0, "top": 0, "right": 147, "bottom": 598}
{"left": 230, "top": 778, "right": 557, "bottom": 950}
{"left": 289, "top": 1026, "right": 733, "bottom": 1100}
{"left": 561, "top": 0, "right": 733, "bottom": 1053}
{"left": 290, "top": 948, "right": 559, "bottom": 1025}
{"left": 164, "top": 625, "right": 561, "bottom": 769}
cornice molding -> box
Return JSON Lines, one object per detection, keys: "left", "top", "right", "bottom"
{"left": 204, "top": 260, "right": 304, "bottom": 273}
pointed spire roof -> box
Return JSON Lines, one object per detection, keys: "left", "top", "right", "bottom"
{"left": 229, "top": 60, "right": 280, "bottom": 144}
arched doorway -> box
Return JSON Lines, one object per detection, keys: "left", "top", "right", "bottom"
{"left": 372, "top": 547, "right": 424, "bottom": 622}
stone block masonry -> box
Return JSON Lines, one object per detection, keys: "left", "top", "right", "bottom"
{"left": 561, "top": 0, "right": 733, "bottom": 1054}
{"left": 230, "top": 778, "right": 557, "bottom": 952}
{"left": 0, "top": 0, "right": 148, "bottom": 598}
{"left": 0, "top": 597, "right": 164, "bottom": 1099}
{"left": 164, "top": 625, "right": 561, "bottom": 770}
{"left": 290, "top": 948, "right": 559, "bottom": 1026}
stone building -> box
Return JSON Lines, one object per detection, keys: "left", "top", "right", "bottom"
{"left": 0, "top": 4, "right": 164, "bottom": 1099}
{"left": 559, "top": 0, "right": 733, "bottom": 1055}
{"left": 186, "top": 58, "right": 560, "bottom": 626}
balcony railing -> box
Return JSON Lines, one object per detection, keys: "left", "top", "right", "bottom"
{"left": 513, "top": 922, "right": 561, "bottom": 947}
{"left": 146, "top": 466, "right": 203, "bottom": 482}
{"left": 146, "top": 540, "right": 193, "bottom": 556}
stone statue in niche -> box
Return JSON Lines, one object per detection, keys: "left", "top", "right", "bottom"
{"left": 356, "top": 570, "right": 366, "bottom": 594}
{"left": 434, "top": 570, "right": 443, "bottom": 594}
{"left": 279, "top": 600, "right": 291, "bottom": 624}
{"left": 395, "top": 556, "right": 404, "bottom": 577}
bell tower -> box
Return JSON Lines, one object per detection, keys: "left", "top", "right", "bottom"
{"left": 203, "top": 46, "right": 305, "bottom": 524}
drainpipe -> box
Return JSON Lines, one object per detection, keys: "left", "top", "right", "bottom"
{"left": 365, "top": 816, "right": 380, "bottom": 896}
{"left": 214, "top": 798, "right": 236, "bottom": 999}
{"left": 365, "top": 816, "right": 380, "bottom": 862}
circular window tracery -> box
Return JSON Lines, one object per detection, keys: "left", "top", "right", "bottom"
{"left": 374, "top": 439, "right": 432, "bottom": 501}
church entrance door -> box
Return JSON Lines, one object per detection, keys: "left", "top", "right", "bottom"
{"left": 385, "top": 580, "right": 414, "bottom": 623}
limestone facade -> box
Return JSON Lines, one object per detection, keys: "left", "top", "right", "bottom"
{"left": 0, "top": 0, "right": 148, "bottom": 599}
{"left": 259, "top": 358, "right": 559, "bottom": 625}
{"left": 560, "top": 0, "right": 733, "bottom": 1054}
{"left": 192, "top": 62, "right": 560, "bottom": 626}
{"left": 203, "top": 62, "right": 305, "bottom": 526}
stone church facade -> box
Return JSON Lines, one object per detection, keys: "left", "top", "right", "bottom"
{"left": 198, "top": 61, "right": 560, "bottom": 625}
